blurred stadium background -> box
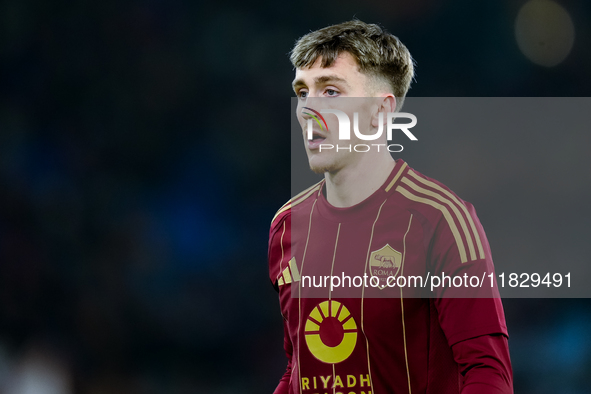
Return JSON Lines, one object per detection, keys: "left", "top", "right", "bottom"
{"left": 1, "top": 0, "right": 590, "bottom": 392}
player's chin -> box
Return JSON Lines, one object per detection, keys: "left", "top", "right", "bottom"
{"left": 309, "top": 165, "right": 327, "bottom": 174}
{"left": 307, "top": 156, "right": 333, "bottom": 175}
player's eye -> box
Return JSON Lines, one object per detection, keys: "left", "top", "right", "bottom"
{"left": 326, "top": 89, "right": 339, "bottom": 96}
{"left": 298, "top": 90, "right": 308, "bottom": 99}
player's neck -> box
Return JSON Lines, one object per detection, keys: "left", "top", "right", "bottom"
{"left": 324, "top": 154, "right": 396, "bottom": 208}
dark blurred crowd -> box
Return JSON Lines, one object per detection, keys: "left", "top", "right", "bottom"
{"left": 1, "top": 0, "right": 590, "bottom": 392}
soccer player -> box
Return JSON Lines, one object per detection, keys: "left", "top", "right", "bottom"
{"left": 268, "top": 20, "right": 513, "bottom": 393}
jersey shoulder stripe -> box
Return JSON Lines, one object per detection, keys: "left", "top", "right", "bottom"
{"left": 396, "top": 184, "right": 469, "bottom": 263}
{"left": 406, "top": 170, "right": 485, "bottom": 260}
{"left": 384, "top": 161, "right": 408, "bottom": 192}
{"left": 395, "top": 170, "right": 485, "bottom": 263}
{"left": 270, "top": 180, "right": 324, "bottom": 229}
{"left": 401, "top": 176, "right": 477, "bottom": 261}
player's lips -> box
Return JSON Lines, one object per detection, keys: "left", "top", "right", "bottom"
{"left": 306, "top": 130, "right": 327, "bottom": 150}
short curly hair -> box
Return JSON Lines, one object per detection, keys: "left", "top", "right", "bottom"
{"left": 290, "top": 20, "right": 415, "bottom": 109}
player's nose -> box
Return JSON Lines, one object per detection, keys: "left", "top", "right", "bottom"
{"left": 300, "top": 98, "right": 321, "bottom": 120}
{"left": 300, "top": 107, "right": 312, "bottom": 120}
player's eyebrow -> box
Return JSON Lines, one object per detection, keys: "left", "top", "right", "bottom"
{"left": 292, "top": 75, "right": 351, "bottom": 91}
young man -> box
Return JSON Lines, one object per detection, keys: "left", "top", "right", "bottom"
{"left": 268, "top": 20, "right": 513, "bottom": 394}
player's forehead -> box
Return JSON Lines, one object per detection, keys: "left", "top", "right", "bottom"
{"left": 292, "top": 52, "right": 362, "bottom": 89}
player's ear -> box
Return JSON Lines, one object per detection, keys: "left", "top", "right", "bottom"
{"left": 382, "top": 95, "right": 396, "bottom": 113}
{"left": 371, "top": 95, "right": 396, "bottom": 128}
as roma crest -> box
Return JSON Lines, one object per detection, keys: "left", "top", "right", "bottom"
{"left": 369, "top": 244, "right": 402, "bottom": 290}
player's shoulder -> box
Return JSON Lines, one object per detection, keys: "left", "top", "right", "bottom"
{"left": 396, "top": 166, "right": 487, "bottom": 263}
{"left": 394, "top": 165, "right": 474, "bottom": 220}
{"left": 269, "top": 179, "right": 324, "bottom": 233}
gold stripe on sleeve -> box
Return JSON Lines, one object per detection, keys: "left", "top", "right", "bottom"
{"left": 271, "top": 204, "right": 291, "bottom": 226}
{"left": 270, "top": 182, "right": 323, "bottom": 225}
{"left": 407, "top": 170, "right": 485, "bottom": 259}
{"left": 401, "top": 177, "right": 476, "bottom": 261}
{"left": 396, "top": 186, "right": 468, "bottom": 264}
{"left": 276, "top": 221, "right": 287, "bottom": 284}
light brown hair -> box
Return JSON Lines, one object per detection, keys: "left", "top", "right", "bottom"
{"left": 290, "top": 20, "right": 415, "bottom": 109}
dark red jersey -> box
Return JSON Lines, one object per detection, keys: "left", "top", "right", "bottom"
{"left": 269, "top": 159, "right": 511, "bottom": 394}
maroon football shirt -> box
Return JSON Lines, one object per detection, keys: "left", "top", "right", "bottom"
{"left": 269, "top": 159, "right": 509, "bottom": 394}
